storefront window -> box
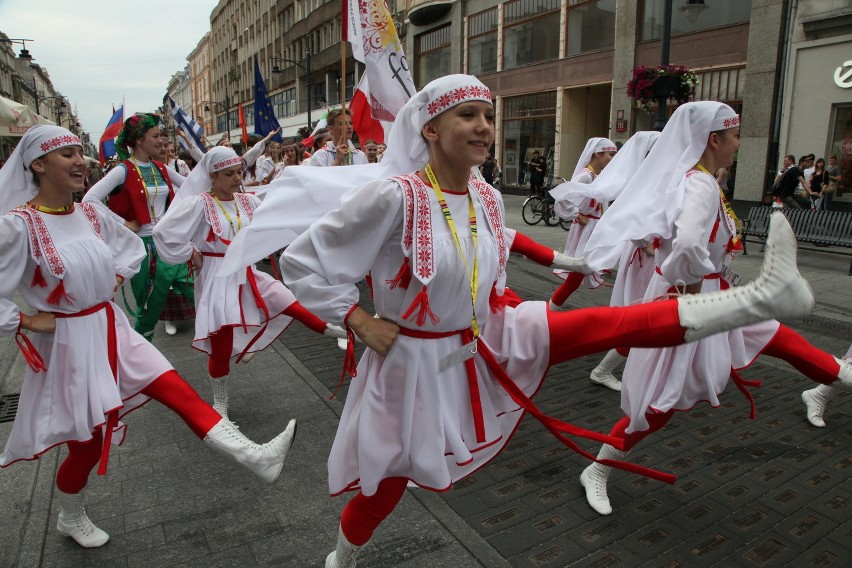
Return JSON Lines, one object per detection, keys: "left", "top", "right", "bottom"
{"left": 503, "top": 0, "right": 560, "bottom": 70}
{"left": 468, "top": 8, "right": 498, "bottom": 75}
{"left": 502, "top": 92, "right": 557, "bottom": 187}
{"left": 829, "top": 104, "right": 852, "bottom": 198}
{"left": 416, "top": 26, "right": 451, "bottom": 87}
{"left": 566, "top": 0, "right": 616, "bottom": 57}
{"left": 641, "top": 0, "right": 752, "bottom": 41}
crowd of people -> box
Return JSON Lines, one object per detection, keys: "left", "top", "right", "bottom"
{"left": 772, "top": 152, "right": 842, "bottom": 210}
{"left": 0, "top": 75, "right": 848, "bottom": 568}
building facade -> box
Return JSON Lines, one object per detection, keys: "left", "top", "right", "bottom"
{"left": 405, "top": 0, "right": 787, "bottom": 204}
{"left": 188, "top": 33, "right": 214, "bottom": 139}
{"left": 777, "top": 0, "right": 852, "bottom": 208}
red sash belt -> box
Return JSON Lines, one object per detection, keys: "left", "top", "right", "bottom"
{"left": 573, "top": 214, "right": 600, "bottom": 224}
{"left": 396, "top": 325, "right": 675, "bottom": 484}
{"left": 55, "top": 302, "right": 117, "bottom": 476}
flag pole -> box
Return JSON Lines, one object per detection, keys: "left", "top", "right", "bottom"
{"left": 340, "top": 42, "right": 346, "bottom": 118}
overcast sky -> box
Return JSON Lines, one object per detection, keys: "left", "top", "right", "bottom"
{"left": 0, "top": 0, "right": 219, "bottom": 142}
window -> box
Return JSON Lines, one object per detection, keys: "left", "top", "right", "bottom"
{"left": 503, "top": 0, "right": 560, "bottom": 70}
{"left": 641, "top": 0, "right": 752, "bottom": 41}
{"left": 693, "top": 66, "right": 745, "bottom": 103}
{"left": 468, "top": 9, "right": 498, "bottom": 75}
{"left": 243, "top": 103, "right": 254, "bottom": 127}
{"left": 828, "top": 104, "right": 852, "bottom": 198}
{"left": 502, "top": 92, "right": 557, "bottom": 186}
{"left": 416, "top": 25, "right": 451, "bottom": 87}
{"left": 271, "top": 88, "right": 297, "bottom": 117}
{"left": 566, "top": 0, "right": 616, "bottom": 56}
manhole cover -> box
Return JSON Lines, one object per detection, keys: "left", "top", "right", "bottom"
{"left": 0, "top": 394, "right": 20, "bottom": 423}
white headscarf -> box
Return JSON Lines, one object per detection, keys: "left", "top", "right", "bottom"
{"left": 583, "top": 101, "right": 739, "bottom": 271}
{"left": 220, "top": 75, "right": 493, "bottom": 276}
{"left": 550, "top": 131, "right": 659, "bottom": 219}
{"left": 0, "top": 125, "right": 82, "bottom": 215}
{"left": 171, "top": 146, "right": 241, "bottom": 205}
{"left": 571, "top": 137, "right": 616, "bottom": 180}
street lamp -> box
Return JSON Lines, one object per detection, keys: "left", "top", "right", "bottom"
{"left": 270, "top": 40, "right": 313, "bottom": 131}
{"left": 201, "top": 99, "right": 231, "bottom": 136}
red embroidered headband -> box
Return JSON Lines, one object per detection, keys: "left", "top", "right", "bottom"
{"left": 711, "top": 114, "right": 740, "bottom": 130}
{"left": 425, "top": 85, "right": 492, "bottom": 118}
{"left": 38, "top": 134, "right": 81, "bottom": 155}
{"left": 211, "top": 156, "right": 243, "bottom": 172}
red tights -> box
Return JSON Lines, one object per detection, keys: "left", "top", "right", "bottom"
{"left": 550, "top": 272, "right": 585, "bottom": 306}
{"left": 340, "top": 477, "right": 408, "bottom": 546}
{"left": 762, "top": 324, "right": 839, "bottom": 385}
{"left": 548, "top": 300, "right": 685, "bottom": 366}
{"left": 208, "top": 327, "right": 235, "bottom": 378}
{"left": 603, "top": 324, "right": 840, "bottom": 454}
{"left": 55, "top": 370, "right": 221, "bottom": 494}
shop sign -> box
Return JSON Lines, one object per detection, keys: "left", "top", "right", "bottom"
{"left": 834, "top": 60, "right": 852, "bottom": 89}
{"left": 615, "top": 120, "right": 627, "bottom": 132}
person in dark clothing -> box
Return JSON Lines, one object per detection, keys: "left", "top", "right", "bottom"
{"left": 527, "top": 150, "right": 546, "bottom": 197}
{"left": 773, "top": 154, "right": 812, "bottom": 208}
{"left": 480, "top": 153, "right": 498, "bottom": 186}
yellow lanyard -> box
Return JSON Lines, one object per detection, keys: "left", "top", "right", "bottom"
{"left": 696, "top": 164, "right": 741, "bottom": 242}
{"left": 212, "top": 193, "right": 242, "bottom": 235}
{"left": 131, "top": 158, "right": 161, "bottom": 222}
{"left": 424, "top": 164, "right": 479, "bottom": 338}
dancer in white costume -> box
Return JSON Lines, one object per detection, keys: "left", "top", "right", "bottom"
{"left": 0, "top": 127, "right": 296, "bottom": 549}
{"left": 551, "top": 131, "right": 660, "bottom": 391}
{"left": 578, "top": 101, "right": 852, "bottom": 516}
{"left": 548, "top": 137, "right": 616, "bottom": 310}
{"left": 278, "top": 76, "right": 814, "bottom": 568}
{"left": 154, "top": 146, "right": 345, "bottom": 420}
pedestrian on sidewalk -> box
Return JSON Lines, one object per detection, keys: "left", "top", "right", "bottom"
{"left": 153, "top": 146, "right": 346, "bottom": 421}
{"left": 548, "top": 137, "right": 617, "bottom": 310}
{"left": 279, "top": 75, "right": 816, "bottom": 568}
{"left": 0, "top": 126, "right": 297, "bottom": 549}
{"left": 577, "top": 101, "right": 852, "bottom": 517}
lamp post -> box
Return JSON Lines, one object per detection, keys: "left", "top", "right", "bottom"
{"left": 653, "top": 0, "right": 709, "bottom": 131}
{"left": 202, "top": 99, "right": 230, "bottom": 137}
{"left": 270, "top": 40, "right": 313, "bottom": 130}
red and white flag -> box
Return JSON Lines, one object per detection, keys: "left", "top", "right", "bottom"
{"left": 343, "top": 0, "right": 415, "bottom": 141}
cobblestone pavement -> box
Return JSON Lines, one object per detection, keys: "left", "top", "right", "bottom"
{"left": 1, "top": 195, "right": 850, "bottom": 567}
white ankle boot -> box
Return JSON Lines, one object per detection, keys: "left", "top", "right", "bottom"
{"left": 552, "top": 251, "right": 593, "bottom": 275}
{"left": 55, "top": 489, "right": 110, "bottom": 548}
{"left": 325, "top": 525, "right": 365, "bottom": 568}
{"left": 203, "top": 418, "right": 296, "bottom": 483}
{"left": 836, "top": 357, "right": 852, "bottom": 389}
{"left": 678, "top": 213, "right": 813, "bottom": 342}
{"left": 580, "top": 444, "right": 628, "bottom": 516}
{"left": 208, "top": 375, "right": 230, "bottom": 420}
{"left": 802, "top": 384, "right": 833, "bottom": 428}
{"left": 590, "top": 349, "right": 625, "bottom": 391}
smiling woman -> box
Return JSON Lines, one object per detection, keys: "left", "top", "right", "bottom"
{"left": 0, "top": 125, "right": 297, "bottom": 549}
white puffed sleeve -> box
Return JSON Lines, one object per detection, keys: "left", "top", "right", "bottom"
{"left": 659, "top": 173, "right": 719, "bottom": 285}
{"left": 93, "top": 206, "right": 146, "bottom": 279}
{"left": 0, "top": 216, "right": 30, "bottom": 334}
{"left": 243, "top": 140, "right": 266, "bottom": 167}
{"left": 281, "top": 180, "right": 404, "bottom": 323}
{"left": 166, "top": 167, "right": 186, "bottom": 188}
{"left": 82, "top": 165, "right": 129, "bottom": 225}
{"left": 153, "top": 197, "right": 207, "bottom": 265}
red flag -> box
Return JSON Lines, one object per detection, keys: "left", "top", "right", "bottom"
{"left": 238, "top": 103, "right": 248, "bottom": 146}
{"left": 350, "top": 76, "right": 384, "bottom": 144}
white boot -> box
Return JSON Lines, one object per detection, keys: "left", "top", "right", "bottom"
{"left": 325, "top": 525, "right": 365, "bottom": 568}
{"left": 836, "top": 357, "right": 852, "bottom": 390}
{"left": 590, "top": 349, "right": 625, "bottom": 391}
{"left": 802, "top": 384, "right": 833, "bottom": 428}
{"left": 164, "top": 321, "right": 177, "bottom": 335}
{"left": 203, "top": 418, "right": 296, "bottom": 483}
{"left": 580, "top": 444, "right": 628, "bottom": 516}
{"left": 55, "top": 489, "right": 110, "bottom": 548}
{"left": 552, "top": 251, "right": 593, "bottom": 275}
{"left": 678, "top": 213, "right": 814, "bottom": 342}
{"left": 208, "top": 375, "right": 230, "bottom": 420}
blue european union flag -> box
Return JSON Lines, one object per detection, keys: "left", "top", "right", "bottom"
{"left": 254, "top": 56, "right": 283, "bottom": 143}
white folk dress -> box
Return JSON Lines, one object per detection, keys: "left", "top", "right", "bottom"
{"left": 620, "top": 170, "right": 779, "bottom": 433}
{"left": 553, "top": 167, "right": 606, "bottom": 288}
{"left": 282, "top": 175, "right": 551, "bottom": 497}
{"left": 153, "top": 192, "right": 298, "bottom": 357}
{"left": 0, "top": 204, "right": 173, "bottom": 467}
{"left": 609, "top": 240, "right": 656, "bottom": 308}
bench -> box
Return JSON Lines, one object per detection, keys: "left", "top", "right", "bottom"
{"left": 740, "top": 206, "right": 852, "bottom": 275}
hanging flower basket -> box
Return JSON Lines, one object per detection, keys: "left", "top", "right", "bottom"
{"left": 627, "top": 65, "right": 699, "bottom": 112}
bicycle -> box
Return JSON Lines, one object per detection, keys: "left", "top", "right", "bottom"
{"left": 521, "top": 177, "right": 571, "bottom": 229}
